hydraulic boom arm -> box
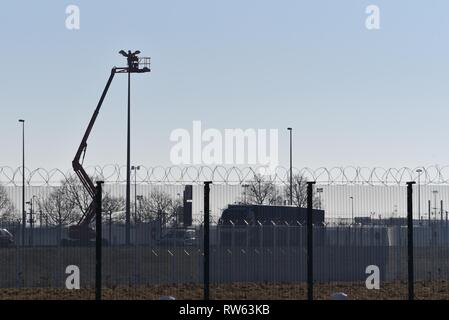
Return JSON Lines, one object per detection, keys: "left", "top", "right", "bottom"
{"left": 70, "top": 68, "right": 116, "bottom": 239}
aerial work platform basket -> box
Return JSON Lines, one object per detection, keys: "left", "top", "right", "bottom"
{"left": 138, "top": 57, "right": 151, "bottom": 71}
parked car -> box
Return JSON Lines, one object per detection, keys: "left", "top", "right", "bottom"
{"left": 157, "top": 228, "right": 198, "bottom": 247}
{"left": 0, "top": 229, "right": 14, "bottom": 247}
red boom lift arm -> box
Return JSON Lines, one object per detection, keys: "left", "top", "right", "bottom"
{"left": 68, "top": 51, "right": 150, "bottom": 243}
{"left": 69, "top": 68, "right": 117, "bottom": 240}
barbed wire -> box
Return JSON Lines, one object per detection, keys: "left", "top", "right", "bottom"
{"left": 1, "top": 165, "right": 449, "bottom": 186}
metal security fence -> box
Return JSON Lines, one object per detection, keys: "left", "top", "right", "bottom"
{"left": 1, "top": 177, "right": 449, "bottom": 300}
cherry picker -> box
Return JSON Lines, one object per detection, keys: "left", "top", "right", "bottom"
{"left": 62, "top": 50, "right": 150, "bottom": 246}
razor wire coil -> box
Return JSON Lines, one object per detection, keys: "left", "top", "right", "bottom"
{"left": 1, "top": 165, "right": 448, "bottom": 186}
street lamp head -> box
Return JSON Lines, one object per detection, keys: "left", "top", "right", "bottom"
{"left": 119, "top": 50, "right": 141, "bottom": 57}
{"left": 416, "top": 169, "right": 423, "bottom": 173}
{"left": 287, "top": 127, "right": 292, "bottom": 131}
{"left": 18, "top": 119, "right": 25, "bottom": 123}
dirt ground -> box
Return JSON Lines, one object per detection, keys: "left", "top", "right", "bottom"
{"left": 0, "top": 281, "right": 448, "bottom": 300}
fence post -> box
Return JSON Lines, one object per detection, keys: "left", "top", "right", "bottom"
{"left": 95, "top": 181, "right": 104, "bottom": 301}
{"left": 204, "top": 181, "right": 212, "bottom": 301}
{"left": 406, "top": 181, "right": 415, "bottom": 301}
{"left": 307, "top": 181, "right": 316, "bottom": 301}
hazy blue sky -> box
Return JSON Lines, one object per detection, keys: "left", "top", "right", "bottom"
{"left": 1, "top": 0, "right": 448, "bottom": 172}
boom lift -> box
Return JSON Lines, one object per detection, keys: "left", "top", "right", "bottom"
{"left": 64, "top": 51, "right": 150, "bottom": 245}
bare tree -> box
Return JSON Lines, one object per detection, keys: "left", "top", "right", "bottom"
{"left": 63, "top": 175, "right": 92, "bottom": 215}
{"left": 102, "top": 193, "right": 125, "bottom": 243}
{"left": 102, "top": 194, "right": 125, "bottom": 223}
{"left": 0, "top": 185, "right": 15, "bottom": 224}
{"left": 139, "top": 190, "right": 179, "bottom": 229}
{"left": 39, "top": 186, "right": 80, "bottom": 227}
{"left": 40, "top": 175, "right": 100, "bottom": 228}
{"left": 241, "top": 174, "right": 319, "bottom": 208}
{"left": 243, "top": 174, "right": 280, "bottom": 205}
{"left": 284, "top": 174, "right": 320, "bottom": 208}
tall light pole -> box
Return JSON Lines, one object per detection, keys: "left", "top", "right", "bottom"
{"left": 316, "top": 188, "right": 323, "bottom": 209}
{"left": 176, "top": 193, "right": 181, "bottom": 226}
{"left": 18, "top": 119, "right": 25, "bottom": 246}
{"left": 126, "top": 60, "right": 132, "bottom": 246}
{"left": 136, "top": 195, "right": 143, "bottom": 223}
{"left": 131, "top": 165, "right": 140, "bottom": 227}
{"left": 118, "top": 49, "right": 148, "bottom": 245}
{"left": 416, "top": 169, "right": 422, "bottom": 220}
{"left": 26, "top": 196, "right": 36, "bottom": 246}
{"left": 287, "top": 128, "right": 293, "bottom": 206}
{"left": 242, "top": 184, "right": 249, "bottom": 204}
{"left": 132, "top": 165, "right": 140, "bottom": 246}
{"left": 432, "top": 190, "right": 438, "bottom": 220}
{"left": 349, "top": 196, "right": 354, "bottom": 224}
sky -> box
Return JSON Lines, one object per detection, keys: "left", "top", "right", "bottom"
{"left": 1, "top": 0, "right": 449, "bottom": 173}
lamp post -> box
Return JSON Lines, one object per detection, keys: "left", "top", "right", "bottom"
{"left": 432, "top": 190, "right": 438, "bottom": 220}
{"left": 287, "top": 128, "right": 293, "bottom": 206}
{"left": 136, "top": 195, "right": 143, "bottom": 224}
{"left": 30, "top": 195, "right": 40, "bottom": 227}
{"left": 316, "top": 188, "right": 323, "bottom": 209}
{"left": 176, "top": 193, "right": 181, "bottom": 226}
{"left": 242, "top": 184, "right": 249, "bottom": 204}
{"left": 349, "top": 196, "right": 354, "bottom": 224}
{"left": 416, "top": 169, "right": 422, "bottom": 220}
{"left": 118, "top": 49, "right": 147, "bottom": 246}
{"left": 126, "top": 63, "right": 131, "bottom": 245}
{"left": 26, "top": 196, "right": 36, "bottom": 246}
{"left": 131, "top": 165, "right": 141, "bottom": 226}
{"left": 18, "top": 119, "right": 25, "bottom": 246}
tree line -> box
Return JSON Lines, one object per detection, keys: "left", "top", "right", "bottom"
{"left": 240, "top": 173, "right": 320, "bottom": 208}
{"left": 0, "top": 177, "right": 183, "bottom": 230}
{"left": 0, "top": 173, "right": 320, "bottom": 227}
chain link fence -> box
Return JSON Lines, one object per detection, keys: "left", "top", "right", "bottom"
{"left": 1, "top": 169, "right": 449, "bottom": 300}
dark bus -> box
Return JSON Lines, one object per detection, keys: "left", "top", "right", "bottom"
{"left": 217, "top": 204, "right": 325, "bottom": 247}
{"left": 218, "top": 204, "right": 325, "bottom": 226}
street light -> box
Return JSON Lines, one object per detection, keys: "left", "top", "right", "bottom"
{"left": 30, "top": 195, "right": 40, "bottom": 227}
{"left": 136, "top": 195, "right": 143, "bottom": 223}
{"left": 119, "top": 50, "right": 151, "bottom": 245}
{"left": 131, "top": 165, "right": 141, "bottom": 226}
{"left": 176, "top": 193, "right": 182, "bottom": 226}
{"left": 316, "top": 188, "right": 323, "bottom": 209}
{"left": 18, "top": 119, "right": 25, "bottom": 246}
{"left": 242, "top": 184, "right": 249, "bottom": 204}
{"left": 349, "top": 196, "right": 354, "bottom": 224}
{"left": 287, "top": 128, "right": 293, "bottom": 206}
{"left": 432, "top": 190, "right": 438, "bottom": 220}
{"left": 416, "top": 169, "right": 422, "bottom": 222}
{"left": 26, "top": 196, "right": 37, "bottom": 246}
